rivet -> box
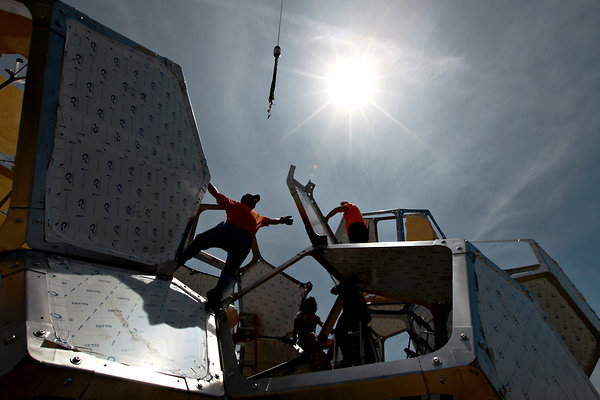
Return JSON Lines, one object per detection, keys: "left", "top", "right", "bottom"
{"left": 34, "top": 330, "right": 46, "bottom": 338}
{"left": 4, "top": 335, "right": 17, "bottom": 345}
{"left": 70, "top": 356, "right": 81, "bottom": 365}
{"left": 439, "top": 376, "right": 447, "bottom": 384}
{"left": 63, "top": 377, "right": 72, "bottom": 386}
{"left": 460, "top": 333, "right": 469, "bottom": 341}
{"left": 432, "top": 357, "right": 442, "bottom": 366}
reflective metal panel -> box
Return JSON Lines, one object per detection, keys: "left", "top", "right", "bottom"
{"left": 286, "top": 165, "right": 337, "bottom": 245}
{"left": 46, "top": 257, "right": 209, "bottom": 379}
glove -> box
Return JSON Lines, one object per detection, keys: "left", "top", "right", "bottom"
{"left": 280, "top": 216, "right": 293, "bottom": 225}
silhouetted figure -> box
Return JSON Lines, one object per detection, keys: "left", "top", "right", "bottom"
{"left": 294, "top": 297, "right": 332, "bottom": 371}
{"left": 332, "top": 283, "right": 375, "bottom": 367}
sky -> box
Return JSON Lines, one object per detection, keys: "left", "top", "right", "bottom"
{"left": 6, "top": 0, "right": 600, "bottom": 389}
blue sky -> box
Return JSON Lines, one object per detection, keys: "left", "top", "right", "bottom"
{"left": 17, "top": 0, "right": 600, "bottom": 387}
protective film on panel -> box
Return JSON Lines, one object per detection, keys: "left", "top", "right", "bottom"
{"left": 46, "top": 257, "right": 209, "bottom": 379}
{"left": 475, "top": 260, "right": 597, "bottom": 399}
{"left": 45, "top": 19, "right": 208, "bottom": 265}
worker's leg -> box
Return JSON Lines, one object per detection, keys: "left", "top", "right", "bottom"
{"left": 179, "top": 223, "right": 229, "bottom": 265}
{"left": 212, "top": 232, "right": 252, "bottom": 299}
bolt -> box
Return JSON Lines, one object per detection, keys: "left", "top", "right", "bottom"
{"left": 227, "top": 371, "right": 235, "bottom": 377}
{"left": 214, "top": 373, "right": 220, "bottom": 379}
{"left": 456, "top": 246, "right": 463, "bottom": 251}
{"left": 34, "top": 330, "right": 46, "bottom": 338}
{"left": 196, "top": 383, "right": 203, "bottom": 390}
{"left": 33, "top": 219, "right": 41, "bottom": 224}
{"left": 63, "top": 378, "right": 73, "bottom": 386}
{"left": 439, "top": 376, "right": 447, "bottom": 384}
{"left": 4, "top": 335, "right": 17, "bottom": 345}
{"left": 15, "top": 218, "right": 23, "bottom": 223}
{"left": 432, "top": 357, "right": 442, "bottom": 366}
{"left": 70, "top": 356, "right": 81, "bottom": 365}
{"left": 478, "top": 340, "right": 485, "bottom": 349}
{"left": 460, "top": 333, "right": 469, "bottom": 341}
{"left": 251, "top": 383, "right": 259, "bottom": 391}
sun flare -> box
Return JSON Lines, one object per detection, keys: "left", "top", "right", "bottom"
{"left": 327, "top": 59, "right": 375, "bottom": 110}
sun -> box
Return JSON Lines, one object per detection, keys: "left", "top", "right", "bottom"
{"left": 326, "top": 58, "right": 376, "bottom": 110}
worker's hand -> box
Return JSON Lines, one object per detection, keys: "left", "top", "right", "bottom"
{"left": 280, "top": 216, "right": 293, "bottom": 225}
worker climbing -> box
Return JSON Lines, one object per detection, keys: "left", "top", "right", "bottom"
{"left": 267, "top": 0, "right": 283, "bottom": 118}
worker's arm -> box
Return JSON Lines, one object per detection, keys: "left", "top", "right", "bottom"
{"left": 325, "top": 205, "right": 346, "bottom": 221}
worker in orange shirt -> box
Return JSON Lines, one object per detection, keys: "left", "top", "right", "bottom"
{"left": 325, "top": 201, "right": 368, "bottom": 243}
{"left": 179, "top": 182, "right": 293, "bottom": 311}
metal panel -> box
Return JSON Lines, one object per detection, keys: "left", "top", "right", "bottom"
{"left": 214, "top": 240, "right": 598, "bottom": 399}
{"left": 235, "top": 258, "right": 308, "bottom": 376}
{"left": 174, "top": 265, "right": 218, "bottom": 297}
{"left": 475, "top": 239, "right": 600, "bottom": 375}
{"left": 315, "top": 243, "right": 453, "bottom": 305}
{"left": 45, "top": 256, "right": 209, "bottom": 379}
{"left": 520, "top": 277, "right": 598, "bottom": 373}
{"left": 1, "top": 250, "right": 224, "bottom": 398}
{"left": 6, "top": 1, "right": 209, "bottom": 266}
{"left": 39, "top": 14, "right": 209, "bottom": 265}
{"left": 368, "top": 303, "right": 434, "bottom": 344}
{"left": 286, "top": 165, "right": 337, "bottom": 245}
{"left": 369, "top": 303, "right": 411, "bottom": 339}
{"left": 239, "top": 258, "right": 309, "bottom": 338}
{"left": 474, "top": 254, "right": 599, "bottom": 399}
